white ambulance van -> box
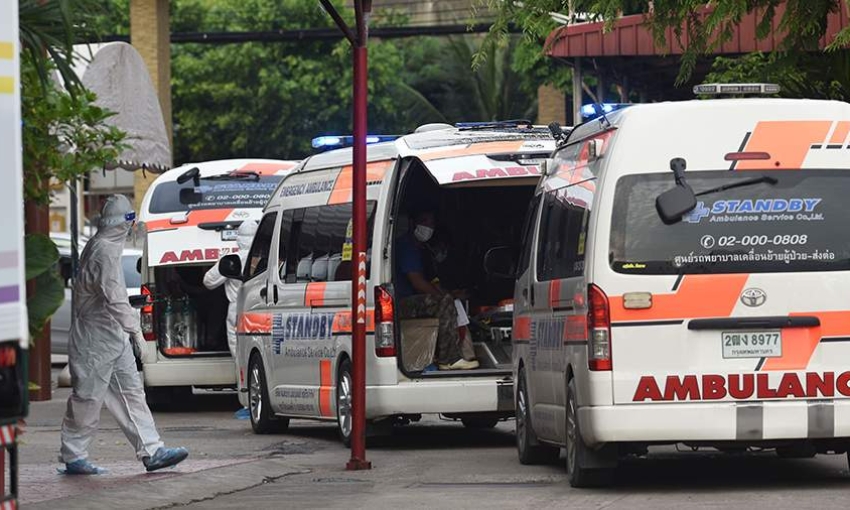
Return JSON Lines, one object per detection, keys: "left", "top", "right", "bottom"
{"left": 509, "top": 87, "right": 850, "bottom": 486}
{"left": 136, "top": 159, "right": 298, "bottom": 404}
{"left": 223, "top": 123, "right": 560, "bottom": 441}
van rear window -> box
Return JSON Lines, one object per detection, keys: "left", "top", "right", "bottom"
{"left": 610, "top": 170, "right": 850, "bottom": 274}
{"left": 149, "top": 176, "right": 284, "bottom": 214}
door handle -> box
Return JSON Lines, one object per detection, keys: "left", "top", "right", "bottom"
{"left": 273, "top": 285, "right": 279, "bottom": 304}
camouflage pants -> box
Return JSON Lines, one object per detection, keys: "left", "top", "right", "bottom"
{"left": 398, "top": 294, "right": 462, "bottom": 365}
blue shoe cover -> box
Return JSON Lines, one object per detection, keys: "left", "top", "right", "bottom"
{"left": 234, "top": 407, "right": 251, "bottom": 420}
{"left": 60, "top": 459, "right": 108, "bottom": 475}
{"left": 143, "top": 446, "right": 189, "bottom": 472}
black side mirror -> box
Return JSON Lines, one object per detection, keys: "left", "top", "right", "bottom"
{"left": 655, "top": 157, "right": 697, "bottom": 225}
{"left": 129, "top": 294, "right": 150, "bottom": 309}
{"left": 179, "top": 187, "right": 203, "bottom": 205}
{"left": 135, "top": 257, "right": 142, "bottom": 274}
{"left": 219, "top": 254, "right": 244, "bottom": 280}
{"left": 483, "top": 246, "right": 517, "bottom": 279}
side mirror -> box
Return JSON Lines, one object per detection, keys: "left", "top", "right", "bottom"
{"left": 176, "top": 166, "right": 201, "bottom": 185}
{"left": 135, "top": 257, "right": 142, "bottom": 274}
{"left": 129, "top": 294, "right": 150, "bottom": 309}
{"left": 179, "top": 187, "right": 203, "bottom": 205}
{"left": 483, "top": 246, "right": 517, "bottom": 279}
{"left": 655, "top": 157, "right": 697, "bottom": 225}
{"left": 219, "top": 254, "right": 244, "bottom": 280}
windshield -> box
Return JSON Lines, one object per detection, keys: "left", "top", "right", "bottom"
{"left": 122, "top": 254, "right": 142, "bottom": 288}
{"left": 149, "top": 175, "right": 284, "bottom": 214}
{"left": 610, "top": 170, "right": 850, "bottom": 274}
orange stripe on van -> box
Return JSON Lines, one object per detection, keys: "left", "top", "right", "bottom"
{"left": 761, "top": 311, "right": 850, "bottom": 371}
{"left": 830, "top": 121, "right": 850, "bottom": 145}
{"left": 418, "top": 141, "right": 526, "bottom": 162}
{"left": 327, "top": 160, "right": 393, "bottom": 205}
{"left": 514, "top": 316, "right": 532, "bottom": 341}
{"left": 331, "top": 309, "right": 376, "bottom": 334}
{"left": 144, "top": 208, "right": 235, "bottom": 232}
{"left": 238, "top": 312, "right": 273, "bottom": 334}
{"left": 319, "top": 359, "right": 333, "bottom": 417}
{"left": 609, "top": 274, "right": 749, "bottom": 322}
{"left": 305, "top": 282, "right": 327, "bottom": 307}
{"left": 237, "top": 161, "right": 297, "bottom": 175}
{"left": 736, "top": 121, "right": 833, "bottom": 171}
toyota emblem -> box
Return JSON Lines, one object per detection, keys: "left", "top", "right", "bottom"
{"left": 740, "top": 288, "right": 767, "bottom": 307}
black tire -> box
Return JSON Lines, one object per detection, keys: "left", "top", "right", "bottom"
{"left": 516, "top": 368, "right": 560, "bottom": 465}
{"left": 337, "top": 358, "right": 353, "bottom": 447}
{"left": 248, "top": 354, "right": 289, "bottom": 434}
{"left": 145, "top": 386, "right": 192, "bottom": 412}
{"left": 462, "top": 417, "right": 500, "bottom": 429}
{"left": 566, "top": 379, "right": 614, "bottom": 488}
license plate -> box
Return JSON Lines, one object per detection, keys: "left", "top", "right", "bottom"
{"left": 722, "top": 331, "right": 781, "bottom": 359}
{"left": 221, "top": 230, "right": 238, "bottom": 241}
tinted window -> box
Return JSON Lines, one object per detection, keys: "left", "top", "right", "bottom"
{"left": 282, "top": 202, "right": 377, "bottom": 284}
{"left": 245, "top": 213, "right": 278, "bottom": 280}
{"left": 122, "top": 255, "right": 142, "bottom": 289}
{"left": 610, "top": 170, "right": 850, "bottom": 274}
{"left": 536, "top": 188, "right": 589, "bottom": 281}
{"left": 149, "top": 175, "right": 284, "bottom": 214}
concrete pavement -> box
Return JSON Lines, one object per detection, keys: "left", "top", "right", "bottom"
{"left": 17, "top": 373, "right": 850, "bottom": 509}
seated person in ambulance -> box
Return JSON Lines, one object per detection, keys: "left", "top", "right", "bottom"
{"left": 396, "top": 211, "right": 479, "bottom": 370}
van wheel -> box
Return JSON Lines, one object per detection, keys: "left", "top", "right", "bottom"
{"left": 462, "top": 417, "right": 499, "bottom": 429}
{"left": 337, "top": 359, "right": 353, "bottom": 447}
{"left": 516, "top": 368, "right": 559, "bottom": 465}
{"left": 145, "top": 386, "right": 192, "bottom": 411}
{"left": 248, "top": 354, "right": 289, "bottom": 434}
{"left": 566, "top": 379, "right": 613, "bottom": 488}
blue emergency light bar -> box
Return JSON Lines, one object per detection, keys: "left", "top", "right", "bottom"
{"left": 311, "top": 135, "right": 399, "bottom": 150}
{"left": 580, "top": 103, "right": 631, "bottom": 120}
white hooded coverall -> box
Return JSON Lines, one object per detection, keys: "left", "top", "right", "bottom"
{"left": 60, "top": 195, "right": 164, "bottom": 463}
{"left": 203, "top": 220, "right": 258, "bottom": 358}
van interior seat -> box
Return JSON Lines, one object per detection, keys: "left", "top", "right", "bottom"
{"left": 312, "top": 255, "right": 329, "bottom": 282}
{"left": 297, "top": 256, "right": 313, "bottom": 282}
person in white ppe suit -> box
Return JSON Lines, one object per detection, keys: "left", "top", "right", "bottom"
{"left": 203, "top": 219, "right": 258, "bottom": 358}
{"left": 203, "top": 220, "right": 257, "bottom": 419}
{"left": 60, "top": 195, "right": 189, "bottom": 475}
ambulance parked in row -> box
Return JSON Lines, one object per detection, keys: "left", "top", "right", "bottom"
{"left": 509, "top": 85, "right": 850, "bottom": 486}
{"left": 136, "top": 159, "right": 298, "bottom": 404}
{"left": 221, "top": 123, "right": 562, "bottom": 442}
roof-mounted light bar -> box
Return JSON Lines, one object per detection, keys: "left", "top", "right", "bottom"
{"left": 311, "top": 134, "right": 399, "bottom": 151}
{"left": 693, "top": 83, "right": 781, "bottom": 96}
{"left": 580, "top": 103, "right": 631, "bottom": 120}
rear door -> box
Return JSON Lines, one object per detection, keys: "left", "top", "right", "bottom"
{"left": 601, "top": 169, "right": 850, "bottom": 405}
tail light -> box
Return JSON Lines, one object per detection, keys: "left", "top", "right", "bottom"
{"left": 587, "top": 284, "right": 612, "bottom": 371}
{"left": 141, "top": 284, "right": 156, "bottom": 341}
{"left": 375, "top": 285, "right": 396, "bottom": 357}
{"left": 0, "top": 345, "right": 16, "bottom": 368}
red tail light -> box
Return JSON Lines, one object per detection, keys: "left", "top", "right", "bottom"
{"left": 587, "top": 284, "right": 612, "bottom": 371}
{"left": 375, "top": 285, "right": 396, "bottom": 357}
{"left": 0, "top": 345, "right": 16, "bottom": 368}
{"left": 141, "top": 284, "right": 156, "bottom": 341}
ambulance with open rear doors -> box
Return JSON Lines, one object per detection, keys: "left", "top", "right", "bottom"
{"left": 136, "top": 159, "right": 298, "bottom": 404}
{"left": 510, "top": 86, "right": 850, "bottom": 486}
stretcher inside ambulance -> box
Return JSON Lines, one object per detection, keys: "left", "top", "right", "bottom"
{"left": 137, "top": 159, "right": 296, "bottom": 397}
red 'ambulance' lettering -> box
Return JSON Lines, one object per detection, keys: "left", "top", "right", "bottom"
{"left": 633, "top": 372, "right": 850, "bottom": 401}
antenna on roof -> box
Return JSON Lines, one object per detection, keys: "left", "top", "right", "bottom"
{"left": 592, "top": 103, "right": 612, "bottom": 129}
{"left": 548, "top": 122, "right": 567, "bottom": 144}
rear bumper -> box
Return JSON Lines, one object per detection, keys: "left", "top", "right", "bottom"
{"left": 579, "top": 400, "right": 850, "bottom": 445}
{"left": 365, "top": 378, "right": 514, "bottom": 418}
{"left": 143, "top": 357, "right": 236, "bottom": 387}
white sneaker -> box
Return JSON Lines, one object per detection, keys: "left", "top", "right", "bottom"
{"left": 439, "top": 358, "right": 480, "bottom": 370}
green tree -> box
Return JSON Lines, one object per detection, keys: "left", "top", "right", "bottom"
{"left": 483, "top": 0, "right": 850, "bottom": 84}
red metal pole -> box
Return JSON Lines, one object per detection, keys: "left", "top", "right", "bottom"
{"left": 346, "top": 42, "right": 371, "bottom": 471}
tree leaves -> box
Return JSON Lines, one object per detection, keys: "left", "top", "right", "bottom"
{"left": 24, "top": 234, "right": 65, "bottom": 340}
{"left": 24, "top": 234, "right": 59, "bottom": 282}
